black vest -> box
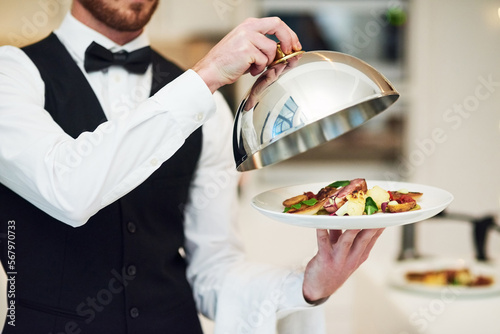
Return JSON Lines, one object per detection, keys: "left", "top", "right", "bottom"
{"left": 0, "top": 34, "right": 204, "bottom": 334}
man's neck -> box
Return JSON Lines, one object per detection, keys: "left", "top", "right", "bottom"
{"left": 71, "top": 2, "right": 142, "bottom": 46}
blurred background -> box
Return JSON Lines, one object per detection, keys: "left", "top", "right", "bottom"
{"left": 1, "top": 0, "right": 500, "bottom": 333}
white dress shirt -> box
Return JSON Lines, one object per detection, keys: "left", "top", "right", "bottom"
{"left": 0, "top": 13, "right": 325, "bottom": 333}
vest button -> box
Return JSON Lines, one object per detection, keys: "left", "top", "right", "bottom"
{"left": 127, "top": 222, "right": 137, "bottom": 233}
{"left": 130, "top": 307, "right": 139, "bottom": 318}
{"left": 127, "top": 265, "right": 137, "bottom": 276}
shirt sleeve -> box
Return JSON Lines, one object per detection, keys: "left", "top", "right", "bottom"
{"left": 183, "top": 92, "right": 326, "bottom": 334}
{"left": 0, "top": 45, "right": 215, "bottom": 227}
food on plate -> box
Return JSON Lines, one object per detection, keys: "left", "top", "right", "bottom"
{"left": 333, "top": 188, "right": 367, "bottom": 217}
{"left": 387, "top": 200, "right": 415, "bottom": 213}
{"left": 405, "top": 268, "right": 495, "bottom": 287}
{"left": 366, "top": 186, "right": 391, "bottom": 209}
{"left": 282, "top": 179, "right": 423, "bottom": 216}
{"left": 386, "top": 189, "right": 423, "bottom": 213}
{"left": 323, "top": 178, "right": 368, "bottom": 214}
{"left": 394, "top": 191, "right": 423, "bottom": 200}
{"left": 282, "top": 194, "right": 309, "bottom": 208}
{"left": 284, "top": 186, "right": 337, "bottom": 215}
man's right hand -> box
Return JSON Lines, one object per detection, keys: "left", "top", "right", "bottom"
{"left": 191, "top": 17, "right": 301, "bottom": 93}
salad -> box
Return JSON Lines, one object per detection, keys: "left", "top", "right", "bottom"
{"left": 282, "top": 178, "right": 422, "bottom": 216}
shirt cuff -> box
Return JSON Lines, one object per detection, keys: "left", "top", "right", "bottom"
{"left": 278, "top": 270, "right": 317, "bottom": 317}
{"left": 149, "top": 69, "right": 216, "bottom": 126}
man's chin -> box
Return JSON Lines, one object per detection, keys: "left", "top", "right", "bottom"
{"left": 78, "top": 0, "right": 158, "bottom": 32}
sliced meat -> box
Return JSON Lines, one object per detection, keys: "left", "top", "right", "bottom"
{"left": 323, "top": 178, "right": 367, "bottom": 214}
{"left": 316, "top": 186, "right": 338, "bottom": 201}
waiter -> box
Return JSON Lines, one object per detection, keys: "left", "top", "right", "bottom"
{"left": 0, "top": 0, "right": 384, "bottom": 333}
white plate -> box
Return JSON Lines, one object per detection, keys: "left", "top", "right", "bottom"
{"left": 388, "top": 258, "right": 500, "bottom": 297}
{"left": 251, "top": 180, "right": 453, "bottom": 229}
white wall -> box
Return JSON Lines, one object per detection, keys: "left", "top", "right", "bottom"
{"left": 405, "top": 0, "right": 500, "bottom": 257}
{"left": 407, "top": 0, "right": 500, "bottom": 213}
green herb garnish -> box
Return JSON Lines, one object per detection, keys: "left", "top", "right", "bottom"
{"left": 364, "top": 197, "right": 378, "bottom": 215}
{"left": 302, "top": 198, "right": 318, "bottom": 206}
{"left": 283, "top": 198, "right": 319, "bottom": 213}
{"left": 328, "top": 180, "right": 350, "bottom": 188}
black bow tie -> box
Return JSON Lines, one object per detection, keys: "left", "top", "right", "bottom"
{"left": 84, "top": 42, "right": 152, "bottom": 74}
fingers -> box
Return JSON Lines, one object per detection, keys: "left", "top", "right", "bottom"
{"left": 349, "top": 228, "right": 385, "bottom": 266}
{"left": 330, "top": 229, "right": 361, "bottom": 262}
{"left": 239, "top": 17, "right": 300, "bottom": 71}
{"left": 359, "top": 228, "right": 384, "bottom": 261}
{"left": 245, "top": 32, "right": 278, "bottom": 75}
{"left": 316, "top": 229, "right": 331, "bottom": 252}
{"left": 316, "top": 228, "right": 384, "bottom": 266}
{"left": 304, "top": 228, "right": 384, "bottom": 302}
{"left": 329, "top": 229, "right": 342, "bottom": 244}
{"left": 316, "top": 229, "right": 345, "bottom": 254}
{"left": 192, "top": 16, "right": 301, "bottom": 92}
{"left": 247, "top": 17, "right": 301, "bottom": 54}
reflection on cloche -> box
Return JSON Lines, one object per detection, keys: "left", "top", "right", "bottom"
{"left": 233, "top": 50, "right": 399, "bottom": 171}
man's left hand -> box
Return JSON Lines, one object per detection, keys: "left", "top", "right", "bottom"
{"left": 302, "top": 228, "right": 384, "bottom": 304}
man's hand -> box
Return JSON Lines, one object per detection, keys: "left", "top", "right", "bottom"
{"left": 192, "top": 17, "right": 301, "bottom": 93}
{"left": 302, "top": 228, "right": 384, "bottom": 304}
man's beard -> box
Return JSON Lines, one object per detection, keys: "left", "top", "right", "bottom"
{"left": 78, "top": 0, "right": 159, "bottom": 31}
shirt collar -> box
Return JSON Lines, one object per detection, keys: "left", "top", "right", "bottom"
{"left": 54, "top": 12, "right": 150, "bottom": 65}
